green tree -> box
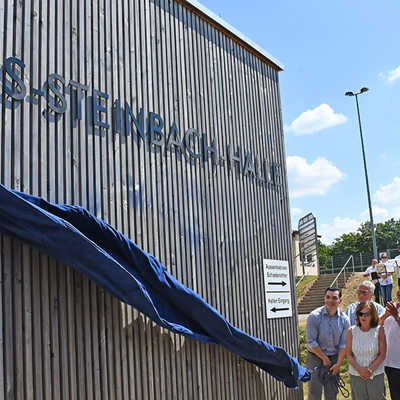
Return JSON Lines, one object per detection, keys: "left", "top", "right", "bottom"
{"left": 330, "top": 218, "right": 400, "bottom": 256}
{"left": 331, "top": 232, "right": 362, "bottom": 255}
{"left": 318, "top": 241, "right": 332, "bottom": 271}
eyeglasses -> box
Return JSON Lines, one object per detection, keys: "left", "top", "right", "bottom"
{"left": 357, "top": 290, "right": 370, "bottom": 295}
{"left": 357, "top": 311, "right": 371, "bottom": 317}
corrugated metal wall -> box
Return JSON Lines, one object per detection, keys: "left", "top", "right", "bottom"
{"left": 0, "top": 0, "right": 302, "bottom": 399}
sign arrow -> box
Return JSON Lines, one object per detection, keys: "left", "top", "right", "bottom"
{"left": 271, "top": 307, "right": 289, "bottom": 313}
{"left": 268, "top": 281, "right": 287, "bottom": 287}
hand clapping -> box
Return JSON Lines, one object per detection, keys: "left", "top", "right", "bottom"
{"left": 386, "top": 301, "right": 399, "bottom": 319}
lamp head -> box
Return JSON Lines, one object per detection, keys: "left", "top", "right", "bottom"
{"left": 360, "top": 87, "right": 369, "bottom": 93}
{"left": 345, "top": 91, "right": 354, "bottom": 96}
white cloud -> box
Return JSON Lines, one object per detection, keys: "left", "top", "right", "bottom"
{"left": 380, "top": 65, "right": 400, "bottom": 83}
{"left": 286, "top": 104, "right": 347, "bottom": 135}
{"left": 287, "top": 156, "right": 345, "bottom": 198}
{"left": 291, "top": 207, "right": 303, "bottom": 216}
{"left": 319, "top": 217, "right": 360, "bottom": 245}
{"left": 392, "top": 206, "right": 400, "bottom": 219}
{"left": 360, "top": 205, "right": 389, "bottom": 223}
{"left": 374, "top": 177, "right": 400, "bottom": 204}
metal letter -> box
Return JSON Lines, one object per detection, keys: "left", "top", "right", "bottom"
{"left": 243, "top": 152, "right": 256, "bottom": 177}
{"left": 184, "top": 128, "right": 201, "bottom": 159}
{"left": 255, "top": 157, "right": 266, "bottom": 182}
{"left": 69, "top": 80, "right": 89, "bottom": 120}
{"left": 166, "top": 122, "right": 184, "bottom": 153}
{"left": 149, "top": 112, "right": 164, "bottom": 147}
{"left": 3, "top": 57, "right": 26, "bottom": 101}
{"left": 202, "top": 134, "right": 219, "bottom": 164}
{"left": 93, "top": 89, "right": 110, "bottom": 129}
{"left": 125, "top": 102, "right": 145, "bottom": 142}
{"left": 271, "top": 162, "right": 282, "bottom": 186}
{"left": 45, "top": 73, "right": 67, "bottom": 114}
{"left": 113, "top": 99, "right": 122, "bottom": 133}
{"left": 264, "top": 161, "right": 274, "bottom": 185}
{"left": 227, "top": 144, "right": 243, "bottom": 172}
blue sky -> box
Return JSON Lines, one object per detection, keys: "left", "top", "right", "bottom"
{"left": 199, "top": 0, "right": 400, "bottom": 244}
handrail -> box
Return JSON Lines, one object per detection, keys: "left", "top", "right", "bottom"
{"left": 330, "top": 255, "right": 353, "bottom": 287}
{"left": 296, "top": 274, "right": 306, "bottom": 287}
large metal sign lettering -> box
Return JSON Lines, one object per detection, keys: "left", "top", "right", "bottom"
{"left": 0, "top": 56, "right": 281, "bottom": 187}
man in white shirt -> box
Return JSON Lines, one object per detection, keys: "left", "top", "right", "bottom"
{"left": 383, "top": 287, "right": 400, "bottom": 399}
{"left": 364, "top": 258, "right": 381, "bottom": 304}
{"left": 379, "top": 253, "right": 395, "bottom": 306}
{"left": 346, "top": 280, "right": 385, "bottom": 325}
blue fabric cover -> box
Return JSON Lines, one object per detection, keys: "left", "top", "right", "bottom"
{"left": 0, "top": 184, "right": 310, "bottom": 388}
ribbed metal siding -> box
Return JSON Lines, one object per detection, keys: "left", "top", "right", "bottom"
{"left": 0, "top": 0, "right": 302, "bottom": 399}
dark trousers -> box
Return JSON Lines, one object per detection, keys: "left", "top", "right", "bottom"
{"left": 374, "top": 282, "right": 381, "bottom": 304}
{"left": 306, "top": 352, "right": 339, "bottom": 400}
{"left": 385, "top": 366, "right": 400, "bottom": 400}
{"left": 381, "top": 284, "right": 393, "bottom": 306}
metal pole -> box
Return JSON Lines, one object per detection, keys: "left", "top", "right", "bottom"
{"left": 355, "top": 94, "right": 378, "bottom": 260}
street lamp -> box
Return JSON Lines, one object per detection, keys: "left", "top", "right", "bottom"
{"left": 345, "top": 87, "right": 378, "bottom": 259}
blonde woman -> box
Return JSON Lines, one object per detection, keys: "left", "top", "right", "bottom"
{"left": 345, "top": 302, "right": 386, "bottom": 399}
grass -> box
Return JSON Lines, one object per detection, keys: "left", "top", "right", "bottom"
{"left": 298, "top": 271, "right": 398, "bottom": 399}
{"left": 296, "top": 275, "right": 318, "bottom": 303}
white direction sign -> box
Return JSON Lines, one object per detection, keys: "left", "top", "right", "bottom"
{"left": 263, "top": 259, "right": 293, "bottom": 319}
{"left": 263, "top": 259, "right": 291, "bottom": 292}
{"left": 265, "top": 292, "right": 293, "bottom": 319}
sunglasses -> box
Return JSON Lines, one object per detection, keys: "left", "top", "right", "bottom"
{"left": 357, "top": 311, "right": 371, "bottom": 317}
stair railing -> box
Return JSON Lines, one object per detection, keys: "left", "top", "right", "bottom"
{"left": 296, "top": 274, "right": 306, "bottom": 287}
{"left": 330, "top": 255, "right": 353, "bottom": 288}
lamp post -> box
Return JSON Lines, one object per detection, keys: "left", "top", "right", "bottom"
{"left": 345, "top": 87, "right": 378, "bottom": 259}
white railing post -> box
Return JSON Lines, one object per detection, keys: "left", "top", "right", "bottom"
{"left": 331, "top": 255, "right": 353, "bottom": 288}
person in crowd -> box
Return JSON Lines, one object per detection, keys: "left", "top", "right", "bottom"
{"left": 306, "top": 287, "right": 350, "bottom": 400}
{"left": 395, "top": 256, "right": 400, "bottom": 288}
{"left": 382, "top": 287, "right": 400, "bottom": 399}
{"left": 364, "top": 258, "right": 381, "bottom": 303}
{"left": 346, "top": 281, "right": 385, "bottom": 326}
{"left": 379, "top": 253, "right": 395, "bottom": 306}
{"left": 346, "top": 302, "right": 386, "bottom": 400}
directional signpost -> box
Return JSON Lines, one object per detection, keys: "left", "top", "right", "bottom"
{"left": 298, "top": 213, "right": 319, "bottom": 274}
{"left": 263, "top": 259, "right": 293, "bottom": 319}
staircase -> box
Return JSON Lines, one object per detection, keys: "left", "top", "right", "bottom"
{"left": 297, "top": 273, "right": 351, "bottom": 315}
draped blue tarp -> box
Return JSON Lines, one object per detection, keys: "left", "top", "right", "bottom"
{"left": 0, "top": 184, "right": 310, "bottom": 388}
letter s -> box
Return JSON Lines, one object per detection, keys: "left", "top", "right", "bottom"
{"left": 3, "top": 57, "right": 27, "bottom": 101}
{"left": 45, "top": 73, "right": 67, "bottom": 114}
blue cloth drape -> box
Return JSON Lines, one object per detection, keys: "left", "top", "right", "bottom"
{"left": 0, "top": 184, "right": 310, "bottom": 388}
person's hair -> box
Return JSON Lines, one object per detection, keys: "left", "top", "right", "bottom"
{"left": 358, "top": 280, "right": 375, "bottom": 293}
{"left": 355, "top": 301, "right": 379, "bottom": 328}
{"left": 325, "top": 287, "right": 342, "bottom": 298}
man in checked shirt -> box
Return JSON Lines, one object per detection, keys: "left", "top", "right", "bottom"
{"left": 306, "top": 287, "right": 350, "bottom": 400}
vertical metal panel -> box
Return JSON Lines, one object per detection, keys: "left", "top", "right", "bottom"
{"left": 0, "top": 0, "right": 302, "bottom": 399}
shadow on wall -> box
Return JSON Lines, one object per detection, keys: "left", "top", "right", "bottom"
{"left": 122, "top": 306, "right": 268, "bottom": 399}
{"left": 0, "top": 236, "right": 274, "bottom": 399}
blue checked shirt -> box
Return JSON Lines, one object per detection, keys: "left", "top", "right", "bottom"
{"left": 345, "top": 301, "right": 385, "bottom": 326}
{"left": 306, "top": 306, "right": 350, "bottom": 356}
